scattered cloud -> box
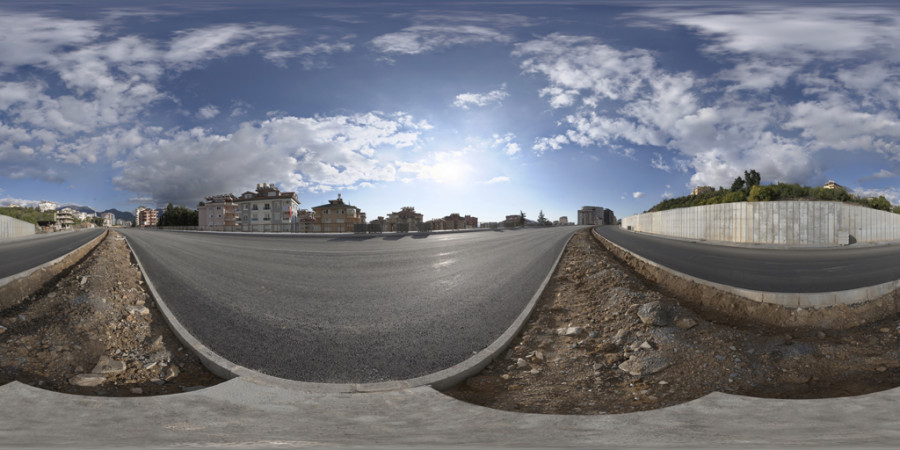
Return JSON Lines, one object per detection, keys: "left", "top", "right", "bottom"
{"left": 486, "top": 176, "right": 510, "bottom": 184}
{"left": 198, "top": 105, "right": 220, "bottom": 119}
{"left": 492, "top": 133, "right": 521, "bottom": 156}
{"left": 859, "top": 169, "right": 898, "bottom": 182}
{"left": 852, "top": 187, "right": 900, "bottom": 206}
{"left": 453, "top": 84, "right": 508, "bottom": 109}
{"left": 372, "top": 24, "right": 512, "bottom": 54}
{"left": 633, "top": 191, "right": 645, "bottom": 199}
{"left": 650, "top": 153, "right": 671, "bottom": 172}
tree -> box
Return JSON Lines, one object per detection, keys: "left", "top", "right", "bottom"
{"left": 730, "top": 177, "right": 745, "bottom": 192}
{"left": 744, "top": 169, "right": 761, "bottom": 189}
{"left": 158, "top": 203, "right": 199, "bottom": 227}
{"left": 519, "top": 210, "right": 526, "bottom": 227}
{"left": 91, "top": 217, "right": 104, "bottom": 227}
{"left": 537, "top": 210, "right": 551, "bottom": 226}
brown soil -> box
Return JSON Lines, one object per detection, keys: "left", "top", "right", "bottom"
{"left": 444, "top": 228, "right": 900, "bottom": 414}
{"left": 0, "top": 231, "right": 223, "bottom": 396}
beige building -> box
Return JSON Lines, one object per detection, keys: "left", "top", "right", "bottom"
{"left": 56, "top": 208, "right": 76, "bottom": 229}
{"left": 823, "top": 180, "right": 844, "bottom": 190}
{"left": 385, "top": 206, "right": 424, "bottom": 232}
{"left": 236, "top": 183, "right": 300, "bottom": 232}
{"left": 199, "top": 194, "right": 239, "bottom": 231}
{"left": 135, "top": 207, "right": 158, "bottom": 227}
{"left": 101, "top": 212, "right": 116, "bottom": 227}
{"left": 691, "top": 186, "right": 715, "bottom": 196}
{"left": 432, "top": 213, "right": 477, "bottom": 230}
{"left": 312, "top": 194, "right": 364, "bottom": 233}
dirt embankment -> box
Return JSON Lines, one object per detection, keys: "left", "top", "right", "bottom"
{"left": 445, "top": 228, "right": 900, "bottom": 414}
{"left": 0, "top": 231, "right": 223, "bottom": 395}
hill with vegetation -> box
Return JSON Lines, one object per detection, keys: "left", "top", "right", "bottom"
{"left": 647, "top": 170, "right": 898, "bottom": 214}
{"left": 0, "top": 206, "right": 56, "bottom": 225}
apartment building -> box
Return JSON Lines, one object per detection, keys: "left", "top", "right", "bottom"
{"left": 135, "top": 206, "right": 159, "bottom": 227}
{"left": 577, "top": 206, "right": 615, "bottom": 225}
{"left": 198, "top": 194, "right": 239, "bottom": 230}
{"left": 101, "top": 212, "right": 116, "bottom": 227}
{"left": 312, "top": 194, "right": 364, "bottom": 233}
{"left": 236, "top": 183, "right": 300, "bottom": 232}
{"left": 56, "top": 208, "right": 75, "bottom": 229}
{"left": 384, "top": 206, "right": 424, "bottom": 232}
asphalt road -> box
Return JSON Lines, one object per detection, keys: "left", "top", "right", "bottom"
{"left": 0, "top": 228, "right": 105, "bottom": 280}
{"left": 595, "top": 225, "right": 900, "bottom": 293}
{"left": 119, "top": 227, "right": 578, "bottom": 383}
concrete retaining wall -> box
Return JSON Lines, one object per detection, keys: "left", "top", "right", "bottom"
{"left": 621, "top": 201, "right": 900, "bottom": 246}
{"left": 0, "top": 214, "right": 36, "bottom": 239}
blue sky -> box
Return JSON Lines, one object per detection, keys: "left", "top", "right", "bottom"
{"left": 2, "top": 1, "right": 900, "bottom": 221}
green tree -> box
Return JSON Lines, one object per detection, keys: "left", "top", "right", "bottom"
{"left": 158, "top": 203, "right": 199, "bottom": 227}
{"left": 537, "top": 210, "right": 551, "bottom": 226}
{"left": 519, "top": 210, "right": 526, "bottom": 227}
{"left": 744, "top": 169, "right": 761, "bottom": 189}
{"left": 730, "top": 177, "right": 745, "bottom": 192}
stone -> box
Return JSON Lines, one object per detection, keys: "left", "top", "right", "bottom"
{"left": 639, "top": 341, "right": 653, "bottom": 350}
{"left": 674, "top": 318, "right": 698, "bottom": 330}
{"left": 165, "top": 366, "right": 180, "bottom": 381}
{"left": 130, "top": 387, "right": 143, "bottom": 394}
{"left": 557, "top": 327, "right": 583, "bottom": 336}
{"left": 150, "top": 335, "right": 163, "bottom": 347}
{"left": 80, "top": 276, "right": 88, "bottom": 286}
{"left": 143, "top": 362, "right": 158, "bottom": 370}
{"left": 70, "top": 373, "right": 106, "bottom": 387}
{"left": 516, "top": 358, "right": 528, "bottom": 369}
{"left": 0, "top": 325, "right": 6, "bottom": 334}
{"left": 618, "top": 354, "right": 671, "bottom": 376}
{"left": 92, "top": 356, "right": 127, "bottom": 375}
{"left": 126, "top": 305, "right": 150, "bottom": 316}
{"left": 595, "top": 342, "right": 617, "bottom": 353}
{"left": 637, "top": 301, "right": 673, "bottom": 327}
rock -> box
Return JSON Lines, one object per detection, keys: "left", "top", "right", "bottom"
{"left": 130, "top": 387, "right": 143, "bottom": 394}
{"left": 613, "top": 329, "right": 629, "bottom": 345}
{"left": 637, "top": 301, "right": 673, "bottom": 327}
{"left": 165, "top": 366, "right": 180, "bottom": 381}
{"left": 80, "top": 276, "right": 88, "bottom": 285}
{"left": 0, "top": 325, "right": 6, "bottom": 334}
{"left": 149, "top": 335, "right": 163, "bottom": 347}
{"left": 92, "top": 356, "right": 127, "bottom": 375}
{"left": 595, "top": 342, "right": 617, "bottom": 353}
{"left": 126, "top": 305, "right": 150, "bottom": 316}
{"left": 618, "top": 354, "right": 671, "bottom": 376}
{"left": 816, "top": 331, "right": 826, "bottom": 339}
{"left": 516, "top": 358, "right": 528, "bottom": 369}
{"left": 500, "top": 374, "right": 510, "bottom": 381}
{"left": 557, "top": 327, "right": 583, "bottom": 336}
{"left": 143, "top": 362, "right": 158, "bottom": 370}
{"left": 639, "top": 341, "right": 653, "bottom": 350}
{"left": 70, "top": 374, "right": 106, "bottom": 387}
{"left": 602, "top": 353, "right": 625, "bottom": 365}
{"left": 674, "top": 317, "right": 698, "bottom": 330}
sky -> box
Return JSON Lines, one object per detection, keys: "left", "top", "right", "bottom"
{"left": 1, "top": 1, "right": 900, "bottom": 221}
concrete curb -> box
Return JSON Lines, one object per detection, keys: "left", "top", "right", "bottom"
{"left": 0, "top": 229, "right": 107, "bottom": 310}
{"left": 122, "top": 228, "right": 578, "bottom": 393}
{"left": 593, "top": 227, "right": 900, "bottom": 308}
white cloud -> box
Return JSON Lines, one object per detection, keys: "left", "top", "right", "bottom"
{"left": 486, "top": 176, "right": 510, "bottom": 184}
{"left": 859, "top": 169, "right": 898, "bottom": 182}
{"left": 113, "top": 112, "right": 428, "bottom": 206}
{"left": 633, "top": 192, "right": 645, "bottom": 199}
{"left": 491, "top": 133, "right": 521, "bottom": 156}
{"left": 852, "top": 187, "right": 900, "bottom": 206}
{"left": 662, "top": 190, "right": 674, "bottom": 199}
{"left": 372, "top": 24, "right": 511, "bottom": 54}
{"left": 198, "top": 105, "right": 221, "bottom": 119}
{"left": 650, "top": 153, "right": 670, "bottom": 172}
{"left": 453, "top": 84, "right": 508, "bottom": 109}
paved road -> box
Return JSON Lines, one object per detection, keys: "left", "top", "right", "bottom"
{"left": 119, "top": 227, "right": 578, "bottom": 383}
{"left": 595, "top": 225, "right": 900, "bottom": 292}
{"left": 0, "top": 228, "right": 105, "bottom": 280}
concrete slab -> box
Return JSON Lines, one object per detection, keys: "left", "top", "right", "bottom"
{"left": 1, "top": 377, "right": 899, "bottom": 449}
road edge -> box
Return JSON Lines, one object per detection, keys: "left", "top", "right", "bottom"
{"left": 592, "top": 226, "right": 900, "bottom": 329}
{"left": 0, "top": 229, "right": 108, "bottom": 310}
{"left": 123, "top": 227, "right": 580, "bottom": 393}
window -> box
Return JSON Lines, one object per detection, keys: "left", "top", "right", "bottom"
{"left": 263, "top": 214, "right": 270, "bottom": 221}
{"left": 348, "top": 208, "right": 355, "bottom": 215}
{"left": 264, "top": 203, "right": 270, "bottom": 210}
{"left": 252, "top": 204, "right": 258, "bottom": 210}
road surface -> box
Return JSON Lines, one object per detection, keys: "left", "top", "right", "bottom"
{"left": 595, "top": 225, "right": 900, "bottom": 293}
{"left": 0, "top": 228, "right": 105, "bottom": 280}
{"left": 119, "top": 227, "right": 578, "bottom": 383}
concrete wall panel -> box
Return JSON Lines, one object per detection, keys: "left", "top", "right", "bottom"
{"left": 621, "top": 201, "right": 900, "bottom": 246}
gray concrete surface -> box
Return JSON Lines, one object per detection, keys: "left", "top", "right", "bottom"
{"left": 0, "top": 228, "right": 104, "bottom": 279}
{"left": 118, "top": 227, "right": 577, "bottom": 384}
{"left": 1, "top": 377, "right": 898, "bottom": 449}
{"left": 622, "top": 200, "right": 900, "bottom": 246}
{"left": 0, "top": 214, "right": 36, "bottom": 239}
{"left": 595, "top": 225, "right": 900, "bottom": 293}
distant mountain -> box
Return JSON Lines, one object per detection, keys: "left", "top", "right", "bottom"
{"left": 101, "top": 208, "right": 136, "bottom": 223}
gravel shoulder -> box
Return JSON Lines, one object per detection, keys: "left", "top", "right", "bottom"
{"left": 444, "top": 228, "right": 900, "bottom": 414}
{"left": 0, "top": 230, "right": 223, "bottom": 395}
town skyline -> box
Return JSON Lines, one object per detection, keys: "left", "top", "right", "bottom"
{"left": 2, "top": 2, "right": 900, "bottom": 221}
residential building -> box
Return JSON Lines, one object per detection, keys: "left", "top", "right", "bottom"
{"left": 385, "top": 206, "right": 424, "bottom": 232}
{"left": 691, "top": 186, "right": 714, "bottom": 196}
{"left": 433, "top": 213, "right": 477, "bottom": 230}
{"left": 559, "top": 216, "right": 569, "bottom": 226}
{"left": 199, "top": 194, "right": 239, "bottom": 230}
{"left": 135, "top": 206, "right": 158, "bottom": 227}
{"left": 504, "top": 214, "right": 522, "bottom": 227}
{"left": 578, "top": 206, "right": 604, "bottom": 225}
{"left": 56, "top": 208, "right": 76, "bottom": 229}
{"left": 37, "top": 200, "right": 57, "bottom": 212}
{"left": 823, "top": 180, "right": 844, "bottom": 190}
{"left": 311, "top": 194, "right": 363, "bottom": 233}
{"left": 101, "top": 212, "right": 116, "bottom": 227}
{"left": 236, "top": 183, "right": 300, "bottom": 232}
